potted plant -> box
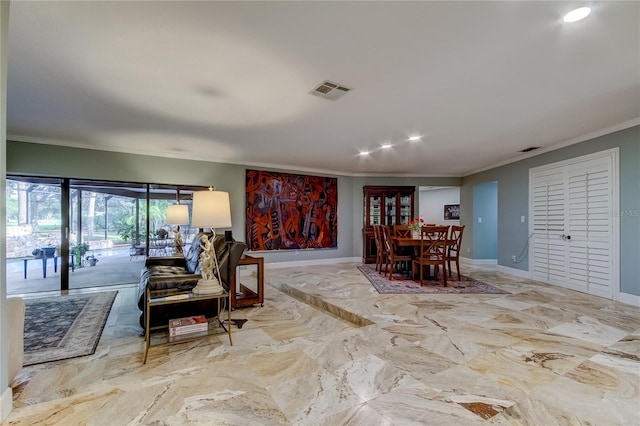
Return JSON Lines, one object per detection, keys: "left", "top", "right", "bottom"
{"left": 70, "top": 243, "right": 90, "bottom": 268}
{"left": 85, "top": 254, "right": 99, "bottom": 267}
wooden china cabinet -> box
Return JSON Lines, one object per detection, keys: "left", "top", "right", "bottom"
{"left": 362, "top": 185, "right": 415, "bottom": 263}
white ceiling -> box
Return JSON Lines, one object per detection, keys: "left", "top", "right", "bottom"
{"left": 6, "top": 1, "right": 640, "bottom": 177}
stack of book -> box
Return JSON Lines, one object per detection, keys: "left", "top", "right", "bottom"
{"left": 169, "top": 315, "right": 208, "bottom": 338}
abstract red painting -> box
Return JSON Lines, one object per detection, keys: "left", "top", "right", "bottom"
{"left": 245, "top": 169, "right": 338, "bottom": 251}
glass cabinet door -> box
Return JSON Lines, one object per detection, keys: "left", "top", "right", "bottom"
{"left": 385, "top": 194, "right": 396, "bottom": 226}
{"left": 369, "top": 195, "right": 381, "bottom": 226}
{"left": 399, "top": 195, "right": 412, "bottom": 225}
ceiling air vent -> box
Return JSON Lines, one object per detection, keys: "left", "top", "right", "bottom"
{"left": 309, "top": 80, "right": 353, "bottom": 101}
{"left": 519, "top": 146, "right": 540, "bottom": 153}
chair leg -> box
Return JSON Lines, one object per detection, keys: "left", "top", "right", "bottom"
{"left": 388, "top": 260, "right": 395, "bottom": 281}
{"left": 447, "top": 260, "right": 452, "bottom": 277}
{"left": 442, "top": 262, "right": 447, "bottom": 287}
{"left": 456, "top": 259, "right": 461, "bottom": 281}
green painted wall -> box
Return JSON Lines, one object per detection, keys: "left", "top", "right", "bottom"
{"left": 461, "top": 125, "right": 640, "bottom": 296}
{"left": 7, "top": 141, "right": 461, "bottom": 263}
{"left": 9, "top": 126, "right": 638, "bottom": 299}
{"left": 7, "top": 142, "right": 351, "bottom": 264}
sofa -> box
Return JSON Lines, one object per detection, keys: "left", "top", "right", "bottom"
{"left": 137, "top": 232, "right": 246, "bottom": 327}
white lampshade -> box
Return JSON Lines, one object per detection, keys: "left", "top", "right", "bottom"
{"left": 191, "top": 189, "right": 232, "bottom": 229}
{"left": 166, "top": 204, "right": 189, "bottom": 225}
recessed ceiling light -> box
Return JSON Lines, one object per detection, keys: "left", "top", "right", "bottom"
{"left": 408, "top": 136, "right": 421, "bottom": 142}
{"left": 359, "top": 151, "right": 370, "bottom": 156}
{"left": 564, "top": 7, "right": 591, "bottom": 23}
{"left": 381, "top": 143, "right": 392, "bottom": 149}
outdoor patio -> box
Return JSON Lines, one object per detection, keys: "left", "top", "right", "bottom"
{"left": 6, "top": 248, "right": 146, "bottom": 295}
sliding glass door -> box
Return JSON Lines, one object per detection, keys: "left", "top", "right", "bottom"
{"left": 68, "top": 180, "right": 148, "bottom": 290}
{"left": 6, "top": 176, "right": 203, "bottom": 294}
{"left": 5, "top": 177, "right": 64, "bottom": 295}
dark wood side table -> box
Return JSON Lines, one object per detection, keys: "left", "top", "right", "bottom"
{"left": 231, "top": 255, "right": 264, "bottom": 308}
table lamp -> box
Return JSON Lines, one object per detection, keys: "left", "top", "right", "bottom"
{"left": 166, "top": 204, "right": 189, "bottom": 254}
{"left": 190, "top": 187, "right": 232, "bottom": 295}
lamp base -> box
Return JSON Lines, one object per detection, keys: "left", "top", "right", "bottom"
{"left": 192, "top": 277, "right": 225, "bottom": 295}
{"left": 173, "top": 229, "right": 184, "bottom": 255}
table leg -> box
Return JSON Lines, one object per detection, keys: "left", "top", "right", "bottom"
{"left": 54, "top": 256, "right": 58, "bottom": 273}
{"left": 42, "top": 258, "right": 47, "bottom": 278}
{"left": 23, "top": 259, "right": 27, "bottom": 279}
{"left": 227, "top": 296, "right": 233, "bottom": 346}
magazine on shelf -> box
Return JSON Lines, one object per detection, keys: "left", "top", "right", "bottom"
{"left": 169, "top": 315, "right": 208, "bottom": 335}
{"left": 169, "top": 330, "right": 209, "bottom": 342}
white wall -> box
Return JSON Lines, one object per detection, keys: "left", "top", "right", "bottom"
{"left": 1, "top": 0, "right": 12, "bottom": 420}
{"left": 418, "top": 187, "right": 460, "bottom": 225}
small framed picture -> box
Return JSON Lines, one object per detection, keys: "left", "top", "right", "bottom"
{"left": 444, "top": 204, "right": 460, "bottom": 220}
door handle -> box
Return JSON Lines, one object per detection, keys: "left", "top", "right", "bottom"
{"left": 561, "top": 234, "right": 571, "bottom": 241}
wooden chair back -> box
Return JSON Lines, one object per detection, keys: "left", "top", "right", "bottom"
{"left": 392, "top": 225, "right": 412, "bottom": 237}
{"left": 372, "top": 224, "right": 385, "bottom": 272}
{"left": 446, "top": 225, "right": 465, "bottom": 280}
{"left": 417, "top": 226, "right": 449, "bottom": 258}
{"left": 448, "top": 225, "right": 465, "bottom": 255}
{"left": 380, "top": 225, "right": 393, "bottom": 254}
{"left": 413, "top": 225, "right": 449, "bottom": 286}
{"left": 381, "top": 224, "right": 412, "bottom": 280}
{"left": 373, "top": 224, "right": 382, "bottom": 251}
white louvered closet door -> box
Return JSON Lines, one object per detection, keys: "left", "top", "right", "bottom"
{"left": 531, "top": 167, "right": 567, "bottom": 286}
{"left": 530, "top": 150, "right": 617, "bottom": 299}
{"left": 566, "top": 156, "right": 614, "bottom": 298}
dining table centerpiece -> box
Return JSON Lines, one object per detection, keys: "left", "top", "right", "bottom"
{"left": 407, "top": 217, "right": 425, "bottom": 237}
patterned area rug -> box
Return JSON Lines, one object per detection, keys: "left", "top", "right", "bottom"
{"left": 23, "top": 291, "right": 118, "bottom": 366}
{"left": 357, "top": 264, "right": 509, "bottom": 295}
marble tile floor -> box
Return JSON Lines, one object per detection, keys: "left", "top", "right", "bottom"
{"left": 5, "top": 263, "right": 640, "bottom": 425}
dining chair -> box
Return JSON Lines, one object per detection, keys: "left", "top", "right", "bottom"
{"left": 381, "top": 225, "right": 413, "bottom": 280}
{"left": 445, "top": 225, "right": 465, "bottom": 281}
{"left": 412, "top": 225, "right": 449, "bottom": 286}
{"left": 391, "top": 224, "right": 415, "bottom": 257}
{"left": 372, "top": 225, "right": 387, "bottom": 273}
{"left": 392, "top": 224, "right": 412, "bottom": 237}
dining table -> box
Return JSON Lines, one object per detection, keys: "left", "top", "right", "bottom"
{"left": 391, "top": 235, "right": 453, "bottom": 248}
{"left": 390, "top": 235, "right": 452, "bottom": 281}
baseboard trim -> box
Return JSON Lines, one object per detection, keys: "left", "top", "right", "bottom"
{"left": 495, "top": 264, "right": 531, "bottom": 279}
{"left": 265, "top": 257, "right": 360, "bottom": 269}
{"left": 0, "top": 386, "right": 12, "bottom": 422}
{"left": 617, "top": 292, "right": 640, "bottom": 308}
{"left": 459, "top": 257, "right": 498, "bottom": 266}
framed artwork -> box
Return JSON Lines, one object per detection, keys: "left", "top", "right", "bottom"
{"left": 245, "top": 169, "right": 338, "bottom": 251}
{"left": 444, "top": 204, "right": 460, "bottom": 220}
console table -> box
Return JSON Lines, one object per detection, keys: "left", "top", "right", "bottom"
{"left": 144, "top": 287, "right": 232, "bottom": 364}
{"left": 231, "top": 255, "right": 264, "bottom": 308}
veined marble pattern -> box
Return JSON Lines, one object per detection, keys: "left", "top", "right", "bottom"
{"left": 7, "top": 263, "right": 640, "bottom": 425}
